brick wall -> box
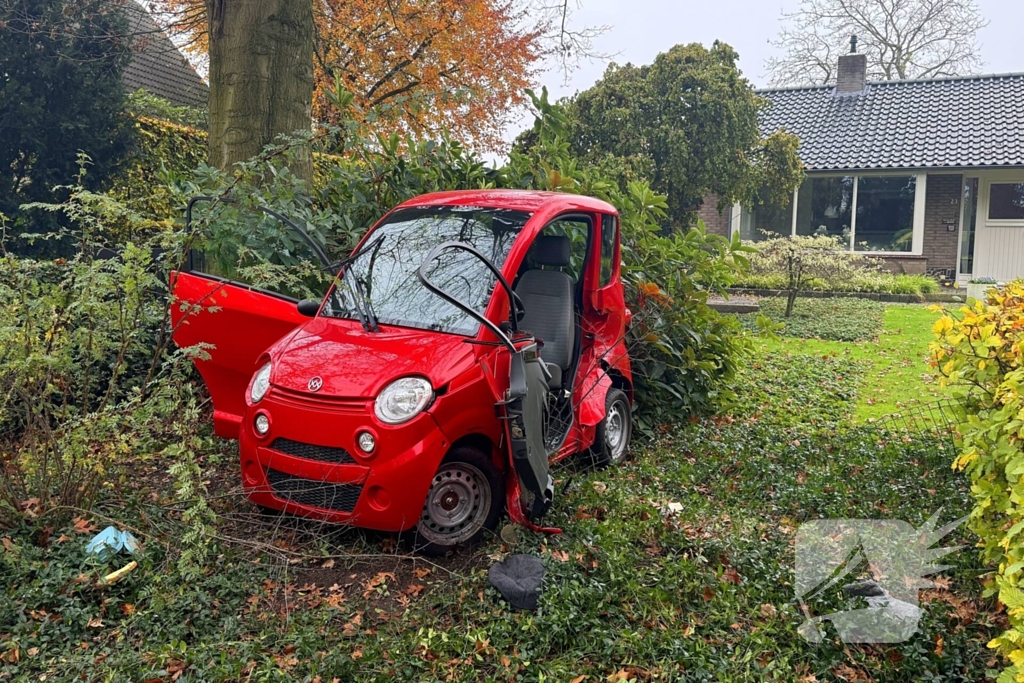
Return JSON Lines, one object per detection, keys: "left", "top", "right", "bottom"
{"left": 922, "top": 174, "right": 962, "bottom": 275}
{"left": 697, "top": 194, "right": 731, "bottom": 237}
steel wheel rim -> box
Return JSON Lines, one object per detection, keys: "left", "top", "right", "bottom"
{"left": 418, "top": 462, "right": 491, "bottom": 545}
{"left": 606, "top": 399, "right": 629, "bottom": 462}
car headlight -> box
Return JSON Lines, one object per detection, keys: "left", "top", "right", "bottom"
{"left": 374, "top": 377, "right": 433, "bottom": 424}
{"left": 250, "top": 362, "right": 272, "bottom": 404}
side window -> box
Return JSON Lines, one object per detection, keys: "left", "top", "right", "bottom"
{"left": 540, "top": 217, "right": 590, "bottom": 282}
{"left": 599, "top": 214, "right": 618, "bottom": 286}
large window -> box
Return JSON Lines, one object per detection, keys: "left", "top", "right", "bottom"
{"left": 736, "top": 173, "right": 924, "bottom": 254}
{"left": 738, "top": 194, "right": 793, "bottom": 242}
{"left": 795, "top": 176, "right": 854, "bottom": 242}
{"left": 854, "top": 176, "right": 917, "bottom": 252}
{"left": 989, "top": 183, "right": 1024, "bottom": 220}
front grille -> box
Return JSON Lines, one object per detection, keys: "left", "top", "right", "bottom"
{"left": 266, "top": 468, "right": 362, "bottom": 512}
{"left": 269, "top": 387, "right": 367, "bottom": 414}
{"left": 269, "top": 438, "right": 356, "bottom": 465}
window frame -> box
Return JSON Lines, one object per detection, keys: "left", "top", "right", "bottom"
{"left": 731, "top": 171, "right": 928, "bottom": 255}
{"left": 986, "top": 181, "right": 1024, "bottom": 226}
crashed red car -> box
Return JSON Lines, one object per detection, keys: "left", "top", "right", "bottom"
{"left": 171, "top": 190, "right": 633, "bottom": 554}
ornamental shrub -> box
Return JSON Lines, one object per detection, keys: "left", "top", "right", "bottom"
{"left": 745, "top": 235, "right": 886, "bottom": 315}
{"left": 930, "top": 280, "right": 1024, "bottom": 682}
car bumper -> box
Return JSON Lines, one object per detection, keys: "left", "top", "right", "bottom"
{"left": 238, "top": 388, "right": 448, "bottom": 532}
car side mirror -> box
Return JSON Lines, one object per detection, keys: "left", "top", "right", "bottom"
{"left": 296, "top": 299, "right": 320, "bottom": 317}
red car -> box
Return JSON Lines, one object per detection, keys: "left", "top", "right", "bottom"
{"left": 171, "top": 190, "right": 633, "bottom": 554}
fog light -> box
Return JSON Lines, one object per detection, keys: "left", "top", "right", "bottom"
{"left": 357, "top": 431, "right": 375, "bottom": 453}
{"left": 254, "top": 414, "right": 270, "bottom": 435}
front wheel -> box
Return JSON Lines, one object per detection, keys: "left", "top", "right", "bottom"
{"left": 588, "top": 388, "right": 632, "bottom": 468}
{"left": 415, "top": 447, "right": 505, "bottom": 556}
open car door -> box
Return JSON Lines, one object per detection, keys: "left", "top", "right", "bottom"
{"left": 170, "top": 198, "right": 333, "bottom": 439}
{"left": 417, "top": 242, "right": 556, "bottom": 525}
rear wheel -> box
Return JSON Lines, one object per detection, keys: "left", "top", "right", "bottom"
{"left": 588, "top": 388, "right": 632, "bottom": 468}
{"left": 415, "top": 448, "right": 504, "bottom": 556}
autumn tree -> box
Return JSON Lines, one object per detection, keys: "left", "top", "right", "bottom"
{"left": 521, "top": 43, "right": 805, "bottom": 229}
{"left": 765, "top": 0, "right": 988, "bottom": 86}
{"left": 149, "top": 0, "right": 590, "bottom": 150}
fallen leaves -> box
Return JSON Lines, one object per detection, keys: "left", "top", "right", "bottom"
{"left": 720, "top": 567, "right": 742, "bottom": 585}
{"left": 363, "top": 572, "right": 395, "bottom": 599}
{"left": 73, "top": 517, "right": 97, "bottom": 534}
{"left": 341, "top": 612, "right": 363, "bottom": 637}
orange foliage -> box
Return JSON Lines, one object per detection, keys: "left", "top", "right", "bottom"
{"left": 153, "top": 0, "right": 546, "bottom": 150}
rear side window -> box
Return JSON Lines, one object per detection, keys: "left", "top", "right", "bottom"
{"left": 540, "top": 217, "right": 590, "bottom": 283}
{"left": 600, "top": 214, "right": 618, "bottom": 285}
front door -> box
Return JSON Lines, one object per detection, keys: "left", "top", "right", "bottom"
{"left": 970, "top": 175, "right": 1024, "bottom": 282}
{"left": 170, "top": 199, "right": 334, "bottom": 439}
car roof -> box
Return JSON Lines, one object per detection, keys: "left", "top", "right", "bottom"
{"left": 394, "top": 189, "right": 618, "bottom": 215}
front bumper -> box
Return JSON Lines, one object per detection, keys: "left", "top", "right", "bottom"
{"left": 239, "top": 387, "right": 448, "bottom": 532}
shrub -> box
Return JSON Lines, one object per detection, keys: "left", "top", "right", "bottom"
{"left": 929, "top": 280, "right": 1024, "bottom": 682}
{"left": 0, "top": 181, "right": 207, "bottom": 542}
{"left": 745, "top": 235, "right": 889, "bottom": 314}
{"left": 734, "top": 270, "right": 940, "bottom": 296}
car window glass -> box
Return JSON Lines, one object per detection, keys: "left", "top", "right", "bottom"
{"left": 599, "top": 214, "right": 617, "bottom": 286}
{"left": 535, "top": 218, "right": 590, "bottom": 283}
{"left": 321, "top": 206, "right": 530, "bottom": 335}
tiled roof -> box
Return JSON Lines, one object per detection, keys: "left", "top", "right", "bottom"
{"left": 758, "top": 73, "right": 1024, "bottom": 171}
{"left": 122, "top": 1, "right": 207, "bottom": 109}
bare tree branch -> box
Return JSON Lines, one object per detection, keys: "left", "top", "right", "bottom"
{"left": 765, "top": 0, "right": 988, "bottom": 87}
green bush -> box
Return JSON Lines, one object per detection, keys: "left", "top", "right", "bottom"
{"left": 930, "top": 282, "right": 1024, "bottom": 681}
{"left": 734, "top": 271, "right": 940, "bottom": 296}
{"left": 738, "top": 235, "right": 941, "bottom": 303}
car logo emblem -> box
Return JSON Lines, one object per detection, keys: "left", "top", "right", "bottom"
{"left": 307, "top": 376, "right": 323, "bottom": 392}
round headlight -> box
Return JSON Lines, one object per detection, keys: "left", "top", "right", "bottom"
{"left": 357, "top": 431, "right": 376, "bottom": 453}
{"left": 250, "top": 362, "right": 272, "bottom": 404}
{"left": 254, "top": 413, "right": 270, "bottom": 435}
{"left": 374, "top": 377, "right": 433, "bottom": 425}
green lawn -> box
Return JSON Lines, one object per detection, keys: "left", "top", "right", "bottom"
{"left": 749, "top": 304, "right": 948, "bottom": 422}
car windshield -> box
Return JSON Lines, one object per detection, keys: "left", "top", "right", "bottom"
{"left": 321, "top": 206, "right": 531, "bottom": 335}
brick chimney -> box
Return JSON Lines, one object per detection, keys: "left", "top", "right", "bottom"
{"left": 836, "top": 35, "right": 867, "bottom": 94}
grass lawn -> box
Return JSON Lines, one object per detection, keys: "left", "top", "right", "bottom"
{"left": 748, "top": 302, "right": 948, "bottom": 423}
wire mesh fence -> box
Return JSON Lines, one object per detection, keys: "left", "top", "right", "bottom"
{"left": 867, "top": 398, "right": 964, "bottom": 451}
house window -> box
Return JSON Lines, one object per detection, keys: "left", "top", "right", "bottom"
{"left": 795, "top": 176, "right": 854, "bottom": 241}
{"left": 738, "top": 195, "right": 793, "bottom": 242}
{"left": 854, "top": 176, "right": 917, "bottom": 252}
{"left": 733, "top": 173, "right": 925, "bottom": 254}
{"left": 989, "top": 183, "right": 1024, "bottom": 220}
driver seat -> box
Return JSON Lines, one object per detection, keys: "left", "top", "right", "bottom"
{"left": 515, "top": 235, "right": 576, "bottom": 389}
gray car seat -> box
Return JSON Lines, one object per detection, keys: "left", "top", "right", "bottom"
{"left": 515, "top": 235, "right": 576, "bottom": 388}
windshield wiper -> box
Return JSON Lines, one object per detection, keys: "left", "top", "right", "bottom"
{"left": 339, "top": 266, "right": 378, "bottom": 333}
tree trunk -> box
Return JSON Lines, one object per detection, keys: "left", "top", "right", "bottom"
{"left": 206, "top": 0, "right": 314, "bottom": 179}
{"left": 785, "top": 288, "right": 797, "bottom": 317}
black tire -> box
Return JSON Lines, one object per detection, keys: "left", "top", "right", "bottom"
{"left": 415, "top": 447, "right": 505, "bottom": 556}
{"left": 588, "top": 388, "right": 632, "bottom": 468}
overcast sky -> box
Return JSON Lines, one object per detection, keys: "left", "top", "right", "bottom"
{"left": 501, "top": 0, "right": 1022, "bottom": 144}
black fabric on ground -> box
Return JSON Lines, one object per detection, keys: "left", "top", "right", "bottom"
{"left": 488, "top": 554, "right": 545, "bottom": 611}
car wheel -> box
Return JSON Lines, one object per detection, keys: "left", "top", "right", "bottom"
{"left": 415, "top": 447, "right": 505, "bottom": 556}
{"left": 588, "top": 388, "right": 632, "bottom": 468}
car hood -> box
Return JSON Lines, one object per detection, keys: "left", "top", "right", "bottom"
{"left": 268, "top": 317, "right": 475, "bottom": 398}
